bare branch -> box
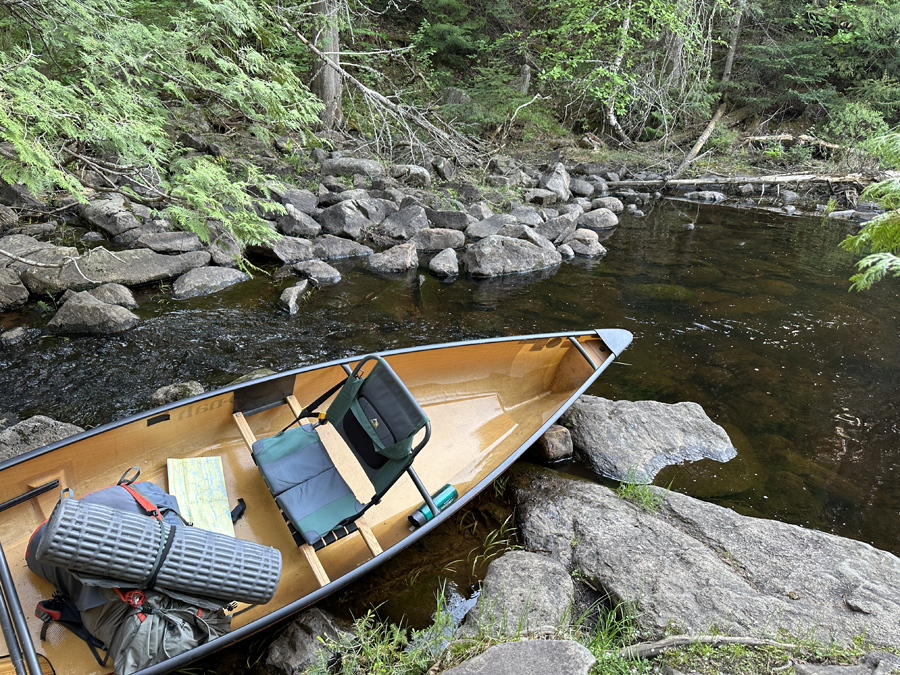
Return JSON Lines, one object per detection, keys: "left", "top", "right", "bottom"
{"left": 618, "top": 635, "right": 798, "bottom": 660}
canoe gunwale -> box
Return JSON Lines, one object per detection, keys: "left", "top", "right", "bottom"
{"left": 0, "top": 328, "right": 632, "bottom": 675}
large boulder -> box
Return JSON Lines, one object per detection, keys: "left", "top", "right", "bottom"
{"left": 318, "top": 201, "right": 373, "bottom": 240}
{"left": 150, "top": 381, "right": 204, "bottom": 407}
{"left": 391, "top": 164, "right": 431, "bottom": 188}
{"left": 512, "top": 464, "right": 900, "bottom": 647}
{"left": 281, "top": 188, "right": 320, "bottom": 216}
{"left": 413, "top": 228, "right": 465, "bottom": 251}
{"left": 85, "top": 283, "right": 138, "bottom": 309}
{"left": 293, "top": 260, "right": 341, "bottom": 286}
{"left": 462, "top": 235, "right": 562, "bottom": 278}
{"left": 591, "top": 197, "right": 624, "bottom": 214}
{"left": 268, "top": 237, "right": 316, "bottom": 264}
{"left": 577, "top": 208, "right": 618, "bottom": 231}
{"left": 366, "top": 242, "right": 418, "bottom": 274}
{"left": 425, "top": 208, "right": 471, "bottom": 231}
{"left": 535, "top": 213, "right": 578, "bottom": 244}
{"left": 562, "top": 229, "right": 607, "bottom": 258}
{"left": 277, "top": 205, "right": 321, "bottom": 238}
{"left": 78, "top": 194, "right": 142, "bottom": 238}
{"left": 0, "top": 415, "right": 84, "bottom": 463}
{"left": 20, "top": 249, "right": 211, "bottom": 294}
{"left": 321, "top": 157, "right": 384, "bottom": 177}
{"left": 0, "top": 235, "right": 77, "bottom": 273}
{"left": 561, "top": 396, "right": 736, "bottom": 482}
{"left": 0, "top": 269, "right": 28, "bottom": 311}
{"left": 429, "top": 248, "right": 458, "bottom": 277}
{"left": 444, "top": 641, "right": 595, "bottom": 675}
{"left": 310, "top": 235, "right": 372, "bottom": 260}
{"left": 136, "top": 232, "right": 203, "bottom": 254}
{"left": 378, "top": 205, "right": 429, "bottom": 241}
{"left": 464, "top": 551, "right": 575, "bottom": 636}
{"left": 172, "top": 267, "right": 250, "bottom": 299}
{"left": 465, "top": 214, "right": 518, "bottom": 241}
{"left": 0, "top": 204, "right": 18, "bottom": 232}
{"left": 538, "top": 163, "right": 571, "bottom": 202}
{"left": 45, "top": 291, "right": 140, "bottom": 335}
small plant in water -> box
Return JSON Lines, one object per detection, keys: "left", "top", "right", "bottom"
{"left": 616, "top": 467, "right": 669, "bottom": 512}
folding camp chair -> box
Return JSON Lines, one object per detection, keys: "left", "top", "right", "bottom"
{"left": 233, "top": 355, "right": 433, "bottom": 585}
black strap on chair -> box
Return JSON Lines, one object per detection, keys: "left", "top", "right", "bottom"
{"left": 276, "top": 377, "right": 348, "bottom": 436}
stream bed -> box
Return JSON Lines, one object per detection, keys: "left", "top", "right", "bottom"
{"left": 2, "top": 200, "right": 898, "bottom": 560}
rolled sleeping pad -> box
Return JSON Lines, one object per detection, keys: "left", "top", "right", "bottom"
{"left": 36, "top": 496, "right": 281, "bottom": 606}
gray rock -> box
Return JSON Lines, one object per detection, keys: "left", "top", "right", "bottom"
{"left": 414, "top": 228, "right": 465, "bottom": 251}
{"left": 321, "top": 157, "right": 383, "bottom": 177}
{"left": 0, "top": 268, "right": 28, "bottom": 311}
{"left": 228, "top": 368, "right": 277, "bottom": 386}
{"left": 366, "top": 242, "right": 418, "bottom": 274}
{"left": 535, "top": 214, "right": 578, "bottom": 245}
{"left": 444, "top": 641, "right": 594, "bottom": 675}
{"left": 0, "top": 235, "right": 77, "bottom": 274}
{"left": 530, "top": 424, "right": 573, "bottom": 463}
{"left": 268, "top": 236, "right": 316, "bottom": 264}
{"left": 87, "top": 283, "right": 137, "bottom": 309}
{"left": 0, "top": 181, "right": 44, "bottom": 209}
{"left": 512, "top": 464, "right": 900, "bottom": 647}
{"left": 510, "top": 206, "right": 543, "bottom": 226}
{"left": 591, "top": 197, "right": 624, "bottom": 214}
{"left": 0, "top": 411, "right": 18, "bottom": 432}
{"left": 468, "top": 202, "right": 493, "bottom": 220}
{"left": 488, "top": 156, "right": 519, "bottom": 175}
{"left": 277, "top": 205, "right": 321, "bottom": 238}
{"left": 496, "top": 222, "right": 530, "bottom": 240}
{"left": 318, "top": 201, "right": 373, "bottom": 240}
{"left": 462, "top": 235, "right": 562, "bottom": 278}
{"left": 293, "top": 260, "right": 341, "bottom": 286}
{"left": 265, "top": 608, "right": 349, "bottom": 675}
{"left": 172, "top": 267, "right": 250, "bottom": 299}
{"left": 538, "top": 163, "right": 571, "bottom": 202}
{"left": 485, "top": 175, "right": 513, "bottom": 188}
{"left": 439, "top": 87, "right": 472, "bottom": 106}
{"left": 425, "top": 208, "right": 471, "bottom": 231}
{"left": 379, "top": 205, "right": 429, "bottom": 241}
{"left": 136, "top": 231, "right": 203, "bottom": 254}
{"left": 524, "top": 188, "right": 559, "bottom": 206}
{"left": 0, "top": 326, "right": 39, "bottom": 348}
{"left": 354, "top": 197, "right": 389, "bottom": 225}
{"left": 557, "top": 244, "right": 574, "bottom": 259}
{"left": 78, "top": 194, "right": 141, "bottom": 237}
{"left": 0, "top": 415, "right": 84, "bottom": 463}
{"left": 429, "top": 248, "right": 458, "bottom": 277}
{"left": 780, "top": 189, "right": 800, "bottom": 203}
{"left": 203, "top": 222, "right": 243, "bottom": 268}
{"left": 432, "top": 156, "right": 456, "bottom": 181}
{"left": 464, "top": 551, "right": 575, "bottom": 636}
{"left": 569, "top": 178, "right": 595, "bottom": 198}
{"left": 21, "top": 249, "right": 211, "bottom": 294}
{"left": 685, "top": 190, "right": 727, "bottom": 202}
{"left": 310, "top": 235, "right": 373, "bottom": 260}
{"left": 562, "top": 229, "right": 607, "bottom": 258}
{"left": 281, "top": 188, "right": 320, "bottom": 216}
{"left": 45, "top": 292, "right": 140, "bottom": 335}
{"left": 279, "top": 280, "right": 310, "bottom": 315}
{"left": 561, "top": 395, "right": 736, "bottom": 482}
{"left": 391, "top": 164, "right": 432, "bottom": 188}
{"left": 0, "top": 204, "right": 18, "bottom": 232}
{"left": 577, "top": 208, "right": 618, "bottom": 231}
{"left": 150, "top": 381, "right": 204, "bottom": 407}
{"left": 520, "top": 227, "right": 556, "bottom": 252}
{"left": 739, "top": 183, "right": 755, "bottom": 195}
{"left": 466, "top": 214, "right": 518, "bottom": 241}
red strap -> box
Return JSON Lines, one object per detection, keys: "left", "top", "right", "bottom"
{"left": 119, "top": 484, "right": 162, "bottom": 521}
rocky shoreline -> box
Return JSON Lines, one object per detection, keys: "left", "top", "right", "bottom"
{"left": 1, "top": 142, "right": 880, "bottom": 342}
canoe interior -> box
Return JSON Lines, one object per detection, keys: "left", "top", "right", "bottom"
{"left": 0, "top": 333, "right": 614, "bottom": 675}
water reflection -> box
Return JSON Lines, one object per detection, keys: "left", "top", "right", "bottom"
{"left": 1, "top": 201, "right": 898, "bottom": 553}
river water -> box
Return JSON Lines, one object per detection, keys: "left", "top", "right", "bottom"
{"left": 2, "top": 200, "right": 899, "bottom": 557}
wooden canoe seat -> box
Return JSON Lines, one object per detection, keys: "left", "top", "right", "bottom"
{"left": 233, "top": 354, "right": 431, "bottom": 587}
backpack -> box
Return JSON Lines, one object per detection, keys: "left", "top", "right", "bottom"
{"left": 27, "top": 469, "right": 233, "bottom": 675}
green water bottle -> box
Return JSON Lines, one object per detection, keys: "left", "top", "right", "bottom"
{"left": 408, "top": 484, "right": 458, "bottom": 527}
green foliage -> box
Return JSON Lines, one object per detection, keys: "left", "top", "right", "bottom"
{"left": 840, "top": 132, "right": 900, "bottom": 290}
{"left": 0, "top": 0, "right": 322, "bottom": 254}
{"left": 616, "top": 467, "right": 670, "bottom": 512}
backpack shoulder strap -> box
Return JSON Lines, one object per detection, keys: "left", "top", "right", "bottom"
{"left": 35, "top": 594, "right": 109, "bottom": 666}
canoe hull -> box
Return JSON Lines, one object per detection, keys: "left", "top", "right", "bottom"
{"left": 0, "top": 329, "right": 631, "bottom": 675}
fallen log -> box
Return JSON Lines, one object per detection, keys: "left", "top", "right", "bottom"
{"left": 742, "top": 134, "right": 842, "bottom": 152}
{"left": 604, "top": 172, "right": 874, "bottom": 189}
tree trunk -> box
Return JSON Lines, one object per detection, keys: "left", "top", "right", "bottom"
{"left": 310, "top": 0, "right": 342, "bottom": 130}
{"left": 605, "top": 1, "right": 635, "bottom": 147}
{"left": 721, "top": 9, "right": 742, "bottom": 86}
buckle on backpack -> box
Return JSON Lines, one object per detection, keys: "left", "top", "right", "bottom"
{"left": 120, "top": 590, "right": 146, "bottom": 608}
{"left": 35, "top": 601, "right": 61, "bottom": 623}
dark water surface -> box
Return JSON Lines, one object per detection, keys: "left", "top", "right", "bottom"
{"left": 2, "top": 200, "right": 899, "bottom": 556}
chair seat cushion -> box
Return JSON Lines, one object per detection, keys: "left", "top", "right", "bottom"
{"left": 276, "top": 467, "right": 364, "bottom": 545}
{"left": 252, "top": 424, "right": 335, "bottom": 496}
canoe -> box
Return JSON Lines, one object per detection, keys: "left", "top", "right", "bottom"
{"left": 0, "top": 328, "right": 632, "bottom": 675}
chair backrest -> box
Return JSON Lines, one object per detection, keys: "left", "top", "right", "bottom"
{"left": 325, "top": 355, "right": 430, "bottom": 501}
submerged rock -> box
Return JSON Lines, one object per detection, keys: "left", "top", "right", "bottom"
{"left": 279, "top": 280, "right": 310, "bottom": 315}
{"left": 366, "top": 242, "right": 418, "bottom": 274}
{"left": 293, "top": 260, "right": 341, "bottom": 286}
{"left": 429, "top": 248, "right": 458, "bottom": 278}
{"left": 561, "top": 395, "right": 736, "bottom": 482}
{"left": 511, "top": 464, "right": 900, "bottom": 647}
{"left": 150, "top": 381, "right": 205, "bottom": 407}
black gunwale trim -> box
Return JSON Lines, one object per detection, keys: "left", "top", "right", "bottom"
{"left": 0, "top": 328, "right": 633, "bottom": 675}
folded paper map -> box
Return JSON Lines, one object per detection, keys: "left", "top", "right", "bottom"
{"left": 167, "top": 456, "right": 234, "bottom": 537}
